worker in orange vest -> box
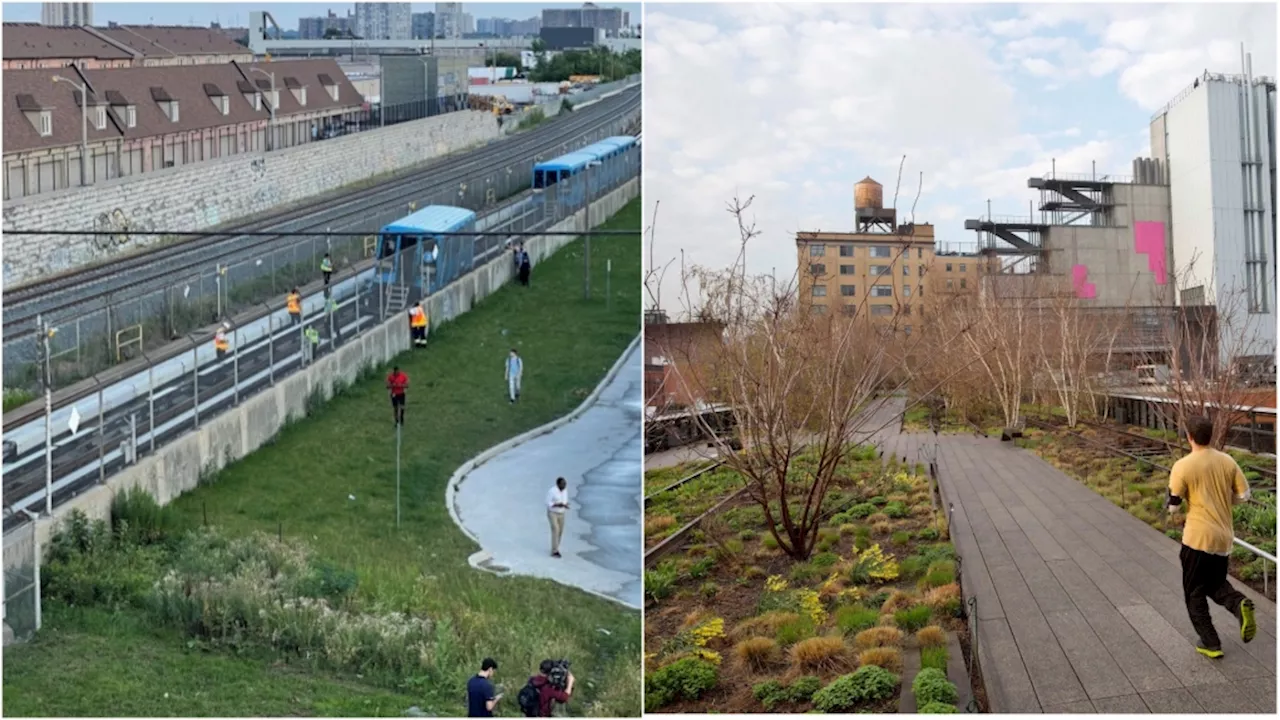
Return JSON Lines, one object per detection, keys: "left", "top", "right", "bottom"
{"left": 409, "top": 301, "right": 428, "bottom": 347}
{"left": 214, "top": 322, "right": 231, "bottom": 360}
{"left": 287, "top": 288, "right": 302, "bottom": 326}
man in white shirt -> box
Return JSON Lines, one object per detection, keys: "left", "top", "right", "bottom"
{"left": 546, "top": 477, "right": 570, "bottom": 558}
{"left": 505, "top": 349, "right": 523, "bottom": 404}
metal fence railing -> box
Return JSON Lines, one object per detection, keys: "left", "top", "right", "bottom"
{"left": 2, "top": 142, "right": 641, "bottom": 395}
{"left": 1, "top": 148, "right": 641, "bottom": 529}
{"left": 3, "top": 97, "right": 473, "bottom": 202}
{"left": 2, "top": 519, "right": 39, "bottom": 645}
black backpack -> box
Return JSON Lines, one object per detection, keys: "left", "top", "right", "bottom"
{"left": 517, "top": 678, "right": 541, "bottom": 717}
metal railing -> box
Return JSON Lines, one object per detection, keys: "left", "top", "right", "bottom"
{"left": 1, "top": 154, "right": 641, "bottom": 529}
{"left": 2, "top": 517, "right": 39, "bottom": 644}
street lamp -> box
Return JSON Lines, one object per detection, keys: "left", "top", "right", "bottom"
{"left": 51, "top": 75, "right": 88, "bottom": 187}
{"left": 248, "top": 67, "right": 277, "bottom": 151}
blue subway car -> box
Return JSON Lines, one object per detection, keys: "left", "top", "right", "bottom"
{"left": 377, "top": 205, "right": 477, "bottom": 293}
{"left": 532, "top": 135, "right": 638, "bottom": 211}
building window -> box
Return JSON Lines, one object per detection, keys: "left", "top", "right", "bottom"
{"left": 94, "top": 105, "right": 106, "bottom": 129}
{"left": 870, "top": 265, "right": 890, "bottom": 276}
{"left": 871, "top": 304, "right": 894, "bottom": 316}
{"left": 947, "top": 279, "right": 954, "bottom": 290}
{"left": 840, "top": 305, "right": 857, "bottom": 316}
{"left": 903, "top": 304, "right": 912, "bottom": 316}
{"left": 960, "top": 263, "right": 967, "bottom": 272}
{"left": 919, "top": 285, "right": 924, "bottom": 297}
{"left": 945, "top": 263, "right": 953, "bottom": 272}
{"left": 872, "top": 286, "right": 893, "bottom": 297}
{"left": 811, "top": 304, "right": 827, "bottom": 315}
{"left": 960, "top": 278, "right": 967, "bottom": 289}
{"left": 812, "top": 285, "right": 827, "bottom": 297}
{"left": 270, "top": 90, "right": 280, "bottom": 108}
{"left": 810, "top": 244, "right": 826, "bottom": 257}
{"left": 809, "top": 263, "right": 827, "bottom": 276}
{"left": 840, "top": 264, "right": 855, "bottom": 275}
{"left": 220, "top": 96, "right": 229, "bottom": 115}
{"left": 902, "top": 285, "right": 911, "bottom": 297}
{"left": 918, "top": 265, "right": 925, "bottom": 277}
{"left": 299, "top": 87, "right": 308, "bottom": 106}
{"left": 903, "top": 264, "right": 910, "bottom": 276}
{"left": 840, "top": 285, "right": 856, "bottom": 297}
{"left": 126, "top": 106, "right": 136, "bottom": 127}
{"left": 38, "top": 111, "right": 52, "bottom": 137}
{"left": 917, "top": 248, "right": 923, "bottom": 259}
{"left": 840, "top": 245, "right": 854, "bottom": 257}
{"left": 326, "top": 84, "right": 339, "bottom": 101}
{"left": 254, "top": 93, "right": 262, "bottom": 111}
{"left": 169, "top": 101, "right": 180, "bottom": 122}
{"left": 870, "top": 246, "right": 891, "bottom": 258}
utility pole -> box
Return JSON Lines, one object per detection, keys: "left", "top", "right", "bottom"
{"left": 249, "top": 67, "right": 277, "bottom": 150}
{"left": 36, "top": 315, "right": 55, "bottom": 515}
{"left": 395, "top": 423, "right": 402, "bottom": 528}
{"left": 52, "top": 75, "right": 88, "bottom": 187}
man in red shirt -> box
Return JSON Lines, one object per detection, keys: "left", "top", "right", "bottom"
{"left": 530, "top": 661, "right": 574, "bottom": 717}
{"left": 386, "top": 366, "right": 409, "bottom": 425}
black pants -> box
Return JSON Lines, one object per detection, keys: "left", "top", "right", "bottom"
{"left": 323, "top": 271, "right": 332, "bottom": 285}
{"left": 519, "top": 264, "right": 531, "bottom": 286}
{"left": 1181, "top": 544, "right": 1245, "bottom": 650}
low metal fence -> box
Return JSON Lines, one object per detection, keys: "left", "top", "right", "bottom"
{"left": 2, "top": 519, "right": 39, "bottom": 645}
{"left": 2, "top": 143, "right": 641, "bottom": 394}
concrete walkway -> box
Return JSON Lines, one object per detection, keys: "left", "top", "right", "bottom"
{"left": 452, "top": 343, "right": 642, "bottom": 609}
{"left": 878, "top": 431, "right": 1276, "bottom": 714}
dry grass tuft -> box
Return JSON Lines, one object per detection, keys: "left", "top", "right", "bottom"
{"left": 680, "top": 609, "right": 713, "bottom": 630}
{"left": 734, "top": 636, "right": 781, "bottom": 671}
{"left": 916, "top": 625, "right": 947, "bottom": 648}
{"left": 881, "top": 589, "right": 917, "bottom": 614}
{"left": 853, "top": 625, "right": 903, "bottom": 651}
{"left": 645, "top": 515, "right": 677, "bottom": 535}
{"left": 732, "top": 611, "right": 802, "bottom": 641}
{"left": 872, "top": 521, "right": 893, "bottom": 535}
{"left": 878, "top": 613, "right": 897, "bottom": 627}
{"left": 857, "top": 646, "right": 903, "bottom": 674}
{"left": 868, "top": 512, "right": 891, "bottom": 525}
{"left": 923, "top": 583, "right": 961, "bottom": 609}
{"left": 789, "top": 635, "right": 849, "bottom": 672}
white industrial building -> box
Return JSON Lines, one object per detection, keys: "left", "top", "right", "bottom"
{"left": 1150, "top": 51, "right": 1277, "bottom": 360}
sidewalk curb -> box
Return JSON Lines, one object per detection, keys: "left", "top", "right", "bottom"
{"left": 446, "top": 333, "right": 641, "bottom": 609}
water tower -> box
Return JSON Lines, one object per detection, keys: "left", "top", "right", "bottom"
{"left": 854, "top": 176, "right": 896, "bottom": 233}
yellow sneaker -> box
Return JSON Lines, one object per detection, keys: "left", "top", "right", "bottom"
{"left": 1195, "top": 646, "right": 1224, "bottom": 659}
{"left": 1240, "top": 599, "right": 1256, "bottom": 643}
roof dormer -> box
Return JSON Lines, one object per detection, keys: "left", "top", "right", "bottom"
{"left": 203, "top": 82, "right": 229, "bottom": 116}
{"left": 150, "top": 86, "right": 179, "bottom": 123}
{"left": 284, "top": 76, "right": 306, "bottom": 107}
{"left": 104, "top": 90, "right": 136, "bottom": 129}
{"left": 319, "top": 73, "right": 338, "bottom": 101}
{"left": 16, "top": 94, "right": 52, "bottom": 137}
{"left": 237, "top": 79, "right": 261, "bottom": 111}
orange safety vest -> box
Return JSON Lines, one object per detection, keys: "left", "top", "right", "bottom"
{"left": 410, "top": 306, "right": 427, "bottom": 328}
{"left": 287, "top": 292, "right": 301, "bottom": 314}
{"left": 214, "top": 330, "right": 229, "bottom": 351}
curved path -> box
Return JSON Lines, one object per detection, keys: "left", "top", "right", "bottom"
{"left": 449, "top": 341, "right": 642, "bottom": 609}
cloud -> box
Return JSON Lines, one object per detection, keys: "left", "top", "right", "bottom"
{"left": 642, "top": 3, "right": 1277, "bottom": 312}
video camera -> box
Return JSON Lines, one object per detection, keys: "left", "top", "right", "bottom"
{"left": 546, "top": 659, "right": 571, "bottom": 691}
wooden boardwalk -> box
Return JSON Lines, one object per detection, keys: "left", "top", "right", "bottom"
{"left": 878, "top": 431, "right": 1277, "bottom": 714}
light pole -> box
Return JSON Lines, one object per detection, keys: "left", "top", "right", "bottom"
{"left": 584, "top": 160, "right": 602, "bottom": 300}
{"left": 248, "top": 67, "right": 277, "bottom": 150}
{"left": 51, "top": 75, "right": 88, "bottom": 187}
{"left": 36, "top": 315, "right": 56, "bottom": 515}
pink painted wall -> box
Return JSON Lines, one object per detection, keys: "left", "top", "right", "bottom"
{"left": 1133, "top": 221, "right": 1168, "bottom": 285}
{"left": 1071, "top": 264, "right": 1097, "bottom": 299}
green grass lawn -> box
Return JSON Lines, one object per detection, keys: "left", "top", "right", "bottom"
{"left": 3, "top": 198, "right": 643, "bottom": 717}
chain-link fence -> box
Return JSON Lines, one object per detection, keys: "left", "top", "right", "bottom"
{"left": 3, "top": 520, "right": 39, "bottom": 645}
{"left": 2, "top": 146, "right": 640, "bottom": 525}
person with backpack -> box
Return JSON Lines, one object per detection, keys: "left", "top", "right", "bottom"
{"left": 518, "top": 247, "right": 532, "bottom": 286}
{"left": 517, "top": 660, "right": 574, "bottom": 717}
{"left": 466, "top": 658, "right": 502, "bottom": 717}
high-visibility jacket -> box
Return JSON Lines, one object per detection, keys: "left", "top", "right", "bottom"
{"left": 214, "top": 329, "right": 229, "bottom": 352}
{"left": 320, "top": 257, "right": 333, "bottom": 273}
{"left": 410, "top": 306, "right": 427, "bottom": 328}
{"left": 304, "top": 326, "right": 320, "bottom": 345}
{"left": 287, "top": 292, "right": 301, "bottom": 314}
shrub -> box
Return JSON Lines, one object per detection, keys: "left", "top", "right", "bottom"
{"left": 790, "top": 635, "right": 848, "bottom": 672}
{"left": 891, "top": 531, "right": 911, "bottom": 546}
{"left": 868, "top": 496, "right": 888, "bottom": 506}
{"left": 645, "top": 657, "right": 719, "bottom": 710}
{"left": 835, "top": 605, "right": 880, "bottom": 635}
{"left": 44, "top": 511, "right": 167, "bottom": 608}
{"left": 111, "top": 487, "right": 174, "bottom": 545}
{"left": 646, "top": 562, "right": 679, "bottom": 601}
{"left": 853, "top": 626, "right": 903, "bottom": 651}
{"left": 917, "top": 526, "right": 940, "bottom": 541}
{"left": 775, "top": 615, "right": 818, "bottom": 646}
{"left": 921, "top": 560, "right": 956, "bottom": 589}
{"left": 900, "top": 555, "right": 928, "bottom": 579}
{"left": 894, "top": 604, "right": 933, "bottom": 632}
{"left": 921, "top": 645, "right": 948, "bottom": 672}
{"left": 923, "top": 583, "right": 962, "bottom": 617}
{"left": 912, "top": 667, "right": 958, "bottom": 706}
{"left": 916, "top": 625, "right": 947, "bottom": 648}
{"left": 701, "top": 581, "right": 720, "bottom": 598}
{"left": 812, "top": 666, "right": 900, "bottom": 712}
{"left": 839, "top": 523, "right": 859, "bottom": 536}
{"left": 739, "top": 529, "right": 759, "bottom": 541}
{"left": 762, "top": 534, "right": 780, "bottom": 549}
{"left": 743, "top": 565, "right": 766, "bottom": 580}
{"left": 884, "top": 502, "right": 909, "bottom": 519}
{"left": 812, "top": 551, "right": 840, "bottom": 568}
{"left": 734, "top": 636, "right": 781, "bottom": 670}
{"left": 849, "top": 503, "right": 877, "bottom": 519}
{"left": 867, "top": 512, "right": 890, "bottom": 525}
{"left": 753, "top": 679, "right": 788, "bottom": 710}
{"left": 791, "top": 562, "right": 825, "bottom": 584}
{"left": 873, "top": 521, "right": 893, "bottom": 535}
{"left": 847, "top": 544, "right": 900, "bottom": 584}
{"left": 788, "top": 675, "right": 822, "bottom": 703}
{"left": 857, "top": 646, "right": 903, "bottom": 673}
{"left": 688, "top": 556, "right": 717, "bottom": 579}
{"left": 881, "top": 589, "right": 917, "bottom": 614}
{"left": 920, "top": 700, "right": 959, "bottom": 713}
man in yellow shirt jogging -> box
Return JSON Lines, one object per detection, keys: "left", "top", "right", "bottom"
{"left": 1167, "top": 416, "right": 1257, "bottom": 659}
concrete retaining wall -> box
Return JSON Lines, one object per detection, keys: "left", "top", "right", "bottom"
{"left": 21, "top": 176, "right": 639, "bottom": 553}
{"left": 1, "top": 110, "right": 503, "bottom": 287}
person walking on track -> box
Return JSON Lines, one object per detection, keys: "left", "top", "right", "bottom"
{"left": 505, "top": 348, "right": 523, "bottom": 404}
{"left": 386, "top": 366, "right": 409, "bottom": 425}
{"left": 287, "top": 288, "right": 302, "bottom": 326}
{"left": 546, "top": 477, "right": 570, "bottom": 558}
{"left": 214, "top": 322, "right": 231, "bottom": 361}
{"left": 320, "top": 253, "right": 334, "bottom": 286}
{"left": 1167, "top": 415, "right": 1256, "bottom": 659}
{"left": 409, "top": 301, "right": 429, "bottom": 348}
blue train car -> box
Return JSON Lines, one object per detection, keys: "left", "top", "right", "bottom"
{"left": 377, "top": 205, "right": 477, "bottom": 293}
{"left": 532, "top": 135, "right": 639, "bottom": 211}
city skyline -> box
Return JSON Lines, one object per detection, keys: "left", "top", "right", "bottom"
{"left": 1, "top": 2, "right": 640, "bottom": 28}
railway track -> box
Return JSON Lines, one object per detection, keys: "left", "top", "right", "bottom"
{"left": 2, "top": 87, "right": 640, "bottom": 354}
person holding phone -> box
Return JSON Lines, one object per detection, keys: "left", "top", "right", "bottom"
{"left": 467, "top": 658, "right": 502, "bottom": 717}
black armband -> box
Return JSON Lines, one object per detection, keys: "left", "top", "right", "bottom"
{"left": 1167, "top": 492, "right": 1183, "bottom": 507}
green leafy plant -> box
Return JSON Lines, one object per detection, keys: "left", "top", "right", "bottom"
{"left": 883, "top": 501, "right": 909, "bottom": 519}
{"left": 788, "top": 675, "right": 822, "bottom": 703}
{"left": 812, "top": 666, "right": 899, "bottom": 712}
{"left": 645, "top": 657, "right": 719, "bottom": 710}
{"left": 835, "top": 605, "right": 881, "bottom": 635}
{"left": 848, "top": 503, "right": 877, "bottom": 519}
{"left": 646, "top": 561, "right": 679, "bottom": 601}
{"left": 921, "top": 645, "right": 948, "bottom": 672}
{"left": 753, "top": 679, "right": 789, "bottom": 710}
{"left": 894, "top": 604, "right": 933, "bottom": 632}
{"left": 920, "top": 700, "right": 959, "bottom": 713}
{"left": 912, "top": 668, "right": 958, "bottom": 706}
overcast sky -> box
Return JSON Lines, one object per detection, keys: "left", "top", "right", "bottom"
{"left": 2, "top": 2, "right": 641, "bottom": 28}
{"left": 642, "top": 2, "right": 1278, "bottom": 316}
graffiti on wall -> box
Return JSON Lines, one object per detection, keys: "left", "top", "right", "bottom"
{"left": 1133, "top": 221, "right": 1168, "bottom": 285}
{"left": 1071, "top": 264, "right": 1097, "bottom": 300}
{"left": 90, "top": 208, "right": 136, "bottom": 254}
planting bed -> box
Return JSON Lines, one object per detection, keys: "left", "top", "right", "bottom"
{"left": 1019, "top": 424, "right": 1277, "bottom": 600}
{"left": 645, "top": 463, "right": 744, "bottom": 549}
{"left": 642, "top": 447, "right": 972, "bottom": 713}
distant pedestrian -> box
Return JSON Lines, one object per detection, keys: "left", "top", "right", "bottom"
{"left": 325, "top": 290, "right": 342, "bottom": 344}
{"left": 467, "top": 658, "right": 502, "bottom": 718}
{"left": 387, "top": 365, "right": 409, "bottom": 425}
{"left": 409, "top": 301, "right": 429, "bottom": 347}
{"left": 287, "top": 288, "right": 302, "bottom": 326}
{"left": 505, "top": 349, "right": 523, "bottom": 403}
{"left": 303, "top": 325, "right": 320, "bottom": 364}
{"left": 214, "top": 322, "right": 231, "bottom": 361}
{"left": 546, "top": 477, "right": 569, "bottom": 558}
{"left": 1168, "top": 415, "right": 1256, "bottom": 659}
{"left": 320, "top": 253, "right": 334, "bottom": 285}
{"left": 518, "top": 248, "right": 532, "bottom": 286}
